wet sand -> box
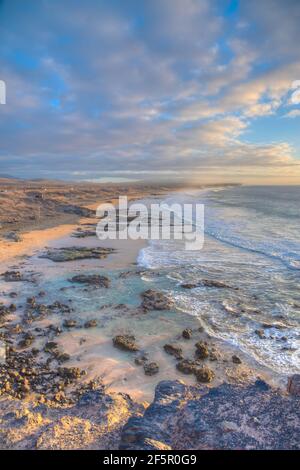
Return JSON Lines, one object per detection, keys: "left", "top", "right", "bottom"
{"left": 0, "top": 210, "right": 275, "bottom": 404}
{"left": 0, "top": 184, "right": 297, "bottom": 450}
{"left": 0, "top": 224, "right": 78, "bottom": 267}
{"left": 0, "top": 180, "right": 285, "bottom": 404}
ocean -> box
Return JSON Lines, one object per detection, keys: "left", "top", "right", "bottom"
{"left": 3, "top": 185, "right": 299, "bottom": 399}
{"left": 138, "top": 186, "right": 300, "bottom": 375}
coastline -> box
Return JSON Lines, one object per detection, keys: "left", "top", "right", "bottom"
{"left": 0, "top": 181, "right": 299, "bottom": 449}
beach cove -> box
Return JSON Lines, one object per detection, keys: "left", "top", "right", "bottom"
{"left": 0, "top": 183, "right": 299, "bottom": 449}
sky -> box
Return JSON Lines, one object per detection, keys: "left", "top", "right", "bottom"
{"left": 0, "top": 0, "right": 300, "bottom": 184}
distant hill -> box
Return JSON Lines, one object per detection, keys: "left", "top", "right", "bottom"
{"left": 0, "top": 173, "right": 22, "bottom": 180}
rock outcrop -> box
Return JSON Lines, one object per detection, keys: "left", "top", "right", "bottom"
{"left": 112, "top": 335, "right": 139, "bottom": 352}
{"left": 0, "top": 385, "right": 142, "bottom": 450}
{"left": 69, "top": 274, "right": 110, "bottom": 288}
{"left": 40, "top": 247, "right": 114, "bottom": 262}
{"left": 141, "top": 290, "right": 174, "bottom": 311}
{"left": 181, "top": 279, "right": 237, "bottom": 289}
{"left": 119, "top": 379, "right": 300, "bottom": 450}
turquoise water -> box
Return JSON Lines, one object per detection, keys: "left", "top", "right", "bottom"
{"left": 2, "top": 186, "right": 299, "bottom": 389}
{"left": 138, "top": 186, "right": 300, "bottom": 375}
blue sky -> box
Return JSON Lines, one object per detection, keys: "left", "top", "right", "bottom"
{"left": 0, "top": 0, "right": 300, "bottom": 183}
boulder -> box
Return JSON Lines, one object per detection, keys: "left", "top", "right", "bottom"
{"left": 141, "top": 289, "right": 173, "bottom": 311}
{"left": 195, "top": 341, "right": 209, "bottom": 360}
{"left": 40, "top": 247, "right": 114, "bottom": 262}
{"left": 182, "top": 328, "right": 192, "bottom": 339}
{"left": 1, "top": 271, "right": 24, "bottom": 282}
{"left": 4, "top": 231, "right": 22, "bottom": 242}
{"left": 84, "top": 319, "right": 98, "bottom": 328}
{"left": 69, "top": 274, "right": 110, "bottom": 288}
{"left": 163, "top": 343, "right": 183, "bottom": 359}
{"left": 58, "top": 367, "right": 83, "bottom": 381}
{"left": 144, "top": 362, "right": 159, "bottom": 376}
{"left": 194, "top": 366, "right": 215, "bottom": 383}
{"left": 181, "top": 279, "right": 236, "bottom": 289}
{"left": 232, "top": 355, "right": 242, "bottom": 364}
{"left": 113, "top": 335, "right": 139, "bottom": 352}
{"left": 63, "top": 319, "right": 77, "bottom": 328}
{"left": 176, "top": 359, "right": 197, "bottom": 375}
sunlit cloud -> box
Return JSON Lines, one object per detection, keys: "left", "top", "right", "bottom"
{"left": 0, "top": 0, "right": 299, "bottom": 183}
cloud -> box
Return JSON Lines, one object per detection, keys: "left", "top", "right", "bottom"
{"left": 0, "top": 0, "right": 299, "bottom": 182}
{"left": 283, "top": 109, "right": 300, "bottom": 118}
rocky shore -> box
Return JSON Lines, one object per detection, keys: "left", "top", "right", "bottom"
{"left": 0, "top": 180, "right": 299, "bottom": 450}
{"left": 120, "top": 379, "right": 300, "bottom": 450}
{"left": 0, "top": 376, "right": 299, "bottom": 450}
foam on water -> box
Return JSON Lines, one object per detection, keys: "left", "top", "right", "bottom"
{"left": 137, "top": 186, "right": 300, "bottom": 375}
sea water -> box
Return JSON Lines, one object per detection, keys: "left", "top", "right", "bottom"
{"left": 138, "top": 186, "right": 300, "bottom": 375}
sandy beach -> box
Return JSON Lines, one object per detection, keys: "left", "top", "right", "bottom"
{"left": 0, "top": 179, "right": 299, "bottom": 450}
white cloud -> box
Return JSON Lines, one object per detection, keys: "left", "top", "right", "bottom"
{"left": 0, "top": 0, "right": 300, "bottom": 182}
{"left": 283, "top": 109, "right": 300, "bottom": 118}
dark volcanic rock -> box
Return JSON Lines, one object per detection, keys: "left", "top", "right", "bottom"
{"left": 287, "top": 375, "right": 300, "bottom": 396}
{"left": 195, "top": 341, "right": 209, "bottom": 360}
{"left": 119, "top": 379, "right": 300, "bottom": 450}
{"left": 134, "top": 354, "right": 148, "bottom": 366}
{"left": 139, "top": 438, "right": 171, "bottom": 450}
{"left": 163, "top": 344, "right": 183, "bottom": 360}
{"left": 232, "top": 355, "right": 242, "bottom": 364}
{"left": 40, "top": 246, "right": 114, "bottom": 262}
{"left": 84, "top": 319, "right": 98, "bottom": 328}
{"left": 0, "top": 303, "right": 12, "bottom": 319}
{"left": 44, "top": 341, "right": 58, "bottom": 353}
{"left": 255, "top": 329, "right": 266, "bottom": 339}
{"left": 63, "top": 319, "right": 77, "bottom": 328}
{"left": 144, "top": 362, "right": 159, "bottom": 376}
{"left": 55, "top": 352, "right": 70, "bottom": 363}
{"left": 58, "top": 367, "right": 83, "bottom": 381}
{"left": 1, "top": 271, "right": 25, "bottom": 282}
{"left": 18, "top": 333, "right": 35, "bottom": 349}
{"left": 113, "top": 335, "right": 139, "bottom": 352}
{"left": 141, "top": 289, "right": 174, "bottom": 311}
{"left": 69, "top": 274, "right": 110, "bottom": 288}
{"left": 176, "top": 359, "right": 197, "bottom": 375}
{"left": 72, "top": 228, "right": 95, "bottom": 238}
{"left": 194, "top": 366, "right": 214, "bottom": 383}
{"left": 181, "top": 279, "right": 236, "bottom": 289}
{"left": 44, "top": 342, "right": 70, "bottom": 363}
{"left": 9, "top": 304, "right": 16, "bottom": 312}
{"left": 4, "top": 231, "right": 22, "bottom": 242}
{"left": 182, "top": 328, "right": 192, "bottom": 339}
{"left": 59, "top": 204, "right": 94, "bottom": 217}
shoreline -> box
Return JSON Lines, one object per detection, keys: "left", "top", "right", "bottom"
{"left": 0, "top": 182, "right": 299, "bottom": 449}
{"left": 0, "top": 186, "right": 293, "bottom": 396}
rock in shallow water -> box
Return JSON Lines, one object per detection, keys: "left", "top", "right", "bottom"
{"left": 69, "top": 274, "right": 110, "bottom": 288}
{"left": 144, "top": 362, "right": 159, "bottom": 376}
{"left": 181, "top": 279, "right": 237, "bottom": 289}
{"left": 195, "top": 341, "right": 209, "bottom": 360}
{"left": 1, "top": 270, "right": 30, "bottom": 282}
{"left": 176, "top": 359, "right": 197, "bottom": 375}
{"left": 182, "top": 328, "right": 192, "bottom": 339}
{"left": 163, "top": 343, "right": 183, "bottom": 360}
{"left": 194, "top": 366, "right": 215, "bottom": 383}
{"left": 63, "top": 319, "right": 77, "bottom": 328}
{"left": 84, "top": 319, "right": 98, "bottom": 328}
{"left": 40, "top": 247, "right": 114, "bottom": 262}
{"left": 113, "top": 335, "right": 139, "bottom": 352}
{"left": 141, "top": 289, "right": 174, "bottom": 311}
